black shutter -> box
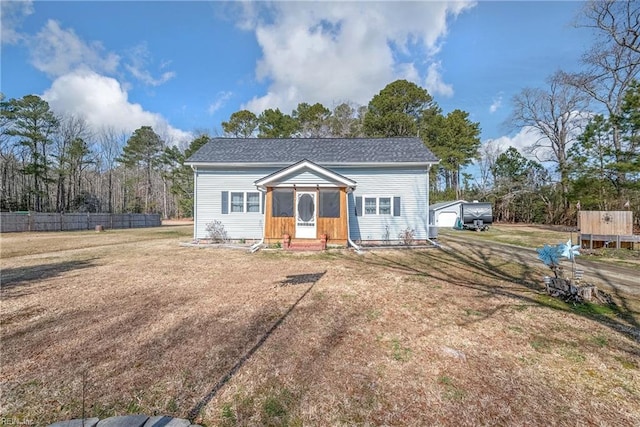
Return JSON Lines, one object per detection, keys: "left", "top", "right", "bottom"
{"left": 262, "top": 192, "right": 265, "bottom": 214}
{"left": 393, "top": 197, "right": 401, "bottom": 216}
{"left": 355, "top": 196, "right": 362, "bottom": 217}
{"left": 221, "top": 191, "right": 228, "bottom": 214}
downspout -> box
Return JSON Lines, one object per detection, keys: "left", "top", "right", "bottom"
{"left": 425, "top": 163, "right": 440, "bottom": 248}
{"left": 250, "top": 187, "right": 267, "bottom": 253}
{"left": 346, "top": 188, "right": 363, "bottom": 254}
{"left": 192, "top": 165, "right": 198, "bottom": 241}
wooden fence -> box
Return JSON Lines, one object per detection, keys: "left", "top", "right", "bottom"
{"left": 0, "top": 212, "right": 161, "bottom": 233}
{"left": 578, "top": 211, "right": 637, "bottom": 249}
{"left": 578, "top": 211, "right": 632, "bottom": 235}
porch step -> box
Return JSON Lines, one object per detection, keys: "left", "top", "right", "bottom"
{"left": 286, "top": 240, "right": 325, "bottom": 251}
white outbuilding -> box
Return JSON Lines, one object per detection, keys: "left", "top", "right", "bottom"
{"left": 429, "top": 200, "right": 467, "bottom": 228}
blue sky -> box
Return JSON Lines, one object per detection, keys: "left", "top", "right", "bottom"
{"left": 2, "top": 1, "right": 595, "bottom": 156}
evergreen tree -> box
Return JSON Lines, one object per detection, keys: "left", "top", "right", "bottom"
{"left": 221, "top": 110, "right": 258, "bottom": 138}
{"left": 364, "top": 79, "right": 435, "bottom": 137}
{"left": 292, "top": 102, "right": 331, "bottom": 137}
{"left": 118, "top": 126, "right": 164, "bottom": 213}
{"left": 258, "top": 108, "right": 299, "bottom": 138}
{"left": 2, "top": 95, "right": 59, "bottom": 211}
{"left": 427, "top": 110, "right": 481, "bottom": 198}
{"left": 164, "top": 134, "right": 211, "bottom": 218}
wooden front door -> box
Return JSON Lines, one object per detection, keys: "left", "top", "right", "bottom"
{"left": 295, "top": 191, "right": 316, "bottom": 238}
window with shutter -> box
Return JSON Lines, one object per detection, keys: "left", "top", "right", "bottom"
{"left": 230, "top": 192, "right": 244, "bottom": 212}
{"left": 358, "top": 195, "right": 397, "bottom": 215}
{"left": 379, "top": 197, "right": 391, "bottom": 215}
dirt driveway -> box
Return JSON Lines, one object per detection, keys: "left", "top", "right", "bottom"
{"left": 438, "top": 233, "right": 640, "bottom": 297}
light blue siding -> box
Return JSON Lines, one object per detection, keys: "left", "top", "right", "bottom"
{"left": 194, "top": 165, "right": 430, "bottom": 242}
{"left": 335, "top": 167, "right": 429, "bottom": 242}
{"left": 278, "top": 170, "right": 334, "bottom": 186}
{"left": 194, "top": 168, "right": 273, "bottom": 240}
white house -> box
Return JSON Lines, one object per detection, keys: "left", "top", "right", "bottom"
{"left": 429, "top": 200, "right": 467, "bottom": 228}
{"left": 185, "top": 138, "right": 439, "bottom": 247}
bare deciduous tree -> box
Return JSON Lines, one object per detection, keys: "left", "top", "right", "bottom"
{"left": 565, "top": 0, "right": 640, "bottom": 194}
{"left": 476, "top": 139, "right": 503, "bottom": 196}
{"left": 508, "top": 72, "right": 591, "bottom": 219}
{"left": 54, "top": 114, "right": 93, "bottom": 211}
{"left": 580, "top": 0, "right": 640, "bottom": 56}
{"left": 97, "top": 126, "right": 126, "bottom": 213}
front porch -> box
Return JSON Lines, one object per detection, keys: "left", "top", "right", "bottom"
{"left": 254, "top": 160, "right": 356, "bottom": 247}
{"left": 262, "top": 187, "right": 349, "bottom": 247}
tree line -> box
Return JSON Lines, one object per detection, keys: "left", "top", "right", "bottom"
{"left": 1, "top": 1, "right": 637, "bottom": 227}
{"left": 0, "top": 80, "right": 482, "bottom": 218}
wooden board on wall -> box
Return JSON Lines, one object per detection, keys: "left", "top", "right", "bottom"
{"left": 316, "top": 188, "right": 348, "bottom": 242}
{"left": 264, "top": 188, "right": 295, "bottom": 239}
{"left": 578, "top": 211, "right": 632, "bottom": 235}
{"left": 263, "top": 187, "right": 349, "bottom": 243}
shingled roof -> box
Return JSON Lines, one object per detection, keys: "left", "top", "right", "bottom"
{"left": 185, "top": 137, "right": 438, "bottom": 165}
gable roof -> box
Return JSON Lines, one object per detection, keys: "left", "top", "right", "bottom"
{"left": 185, "top": 137, "right": 439, "bottom": 165}
{"left": 429, "top": 200, "right": 468, "bottom": 211}
{"left": 254, "top": 159, "right": 357, "bottom": 190}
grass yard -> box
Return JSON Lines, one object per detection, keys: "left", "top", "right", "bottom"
{"left": 439, "top": 223, "right": 583, "bottom": 248}
{"left": 439, "top": 223, "right": 640, "bottom": 270}
{"left": 1, "top": 225, "right": 639, "bottom": 426}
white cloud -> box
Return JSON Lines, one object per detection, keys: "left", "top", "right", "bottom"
{"left": 489, "top": 127, "right": 543, "bottom": 158}
{"left": 489, "top": 94, "right": 502, "bottom": 113}
{"left": 1, "top": 0, "right": 33, "bottom": 45}
{"left": 124, "top": 43, "right": 176, "bottom": 87}
{"left": 208, "top": 91, "right": 233, "bottom": 115}
{"left": 42, "top": 70, "right": 191, "bottom": 145}
{"left": 424, "top": 62, "right": 454, "bottom": 97}
{"left": 489, "top": 126, "right": 562, "bottom": 167}
{"left": 239, "top": 1, "right": 474, "bottom": 113}
{"left": 22, "top": 17, "right": 187, "bottom": 144}
{"left": 28, "top": 20, "right": 120, "bottom": 77}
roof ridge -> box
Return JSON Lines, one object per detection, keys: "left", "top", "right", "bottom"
{"left": 186, "top": 137, "right": 439, "bottom": 164}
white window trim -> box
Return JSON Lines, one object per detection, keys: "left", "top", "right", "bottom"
{"left": 229, "top": 191, "right": 262, "bottom": 214}
{"left": 362, "top": 195, "right": 393, "bottom": 216}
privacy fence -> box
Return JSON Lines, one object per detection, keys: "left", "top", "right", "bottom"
{"left": 0, "top": 212, "right": 161, "bottom": 233}
{"left": 577, "top": 210, "right": 639, "bottom": 249}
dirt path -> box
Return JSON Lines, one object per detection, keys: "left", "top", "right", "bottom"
{"left": 439, "top": 234, "right": 640, "bottom": 297}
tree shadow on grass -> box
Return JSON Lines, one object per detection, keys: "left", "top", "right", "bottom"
{"left": 1, "top": 259, "right": 97, "bottom": 297}
{"left": 355, "top": 244, "right": 639, "bottom": 345}
{"left": 2, "top": 271, "right": 330, "bottom": 425}
{"left": 185, "top": 271, "right": 326, "bottom": 422}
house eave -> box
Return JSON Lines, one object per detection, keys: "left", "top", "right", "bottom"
{"left": 254, "top": 159, "right": 357, "bottom": 190}
{"left": 185, "top": 161, "right": 439, "bottom": 168}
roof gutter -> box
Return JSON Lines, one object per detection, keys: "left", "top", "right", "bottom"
{"left": 185, "top": 161, "right": 439, "bottom": 168}
{"left": 345, "top": 188, "right": 362, "bottom": 254}
{"left": 425, "top": 163, "right": 440, "bottom": 248}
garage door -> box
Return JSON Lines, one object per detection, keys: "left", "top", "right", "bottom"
{"left": 437, "top": 211, "right": 458, "bottom": 227}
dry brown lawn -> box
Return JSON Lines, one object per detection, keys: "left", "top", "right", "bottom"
{"left": 1, "top": 225, "right": 639, "bottom": 426}
{"left": 440, "top": 223, "right": 640, "bottom": 269}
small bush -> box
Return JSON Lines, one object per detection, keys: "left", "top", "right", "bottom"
{"left": 206, "top": 220, "right": 229, "bottom": 243}
{"left": 398, "top": 227, "right": 415, "bottom": 245}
